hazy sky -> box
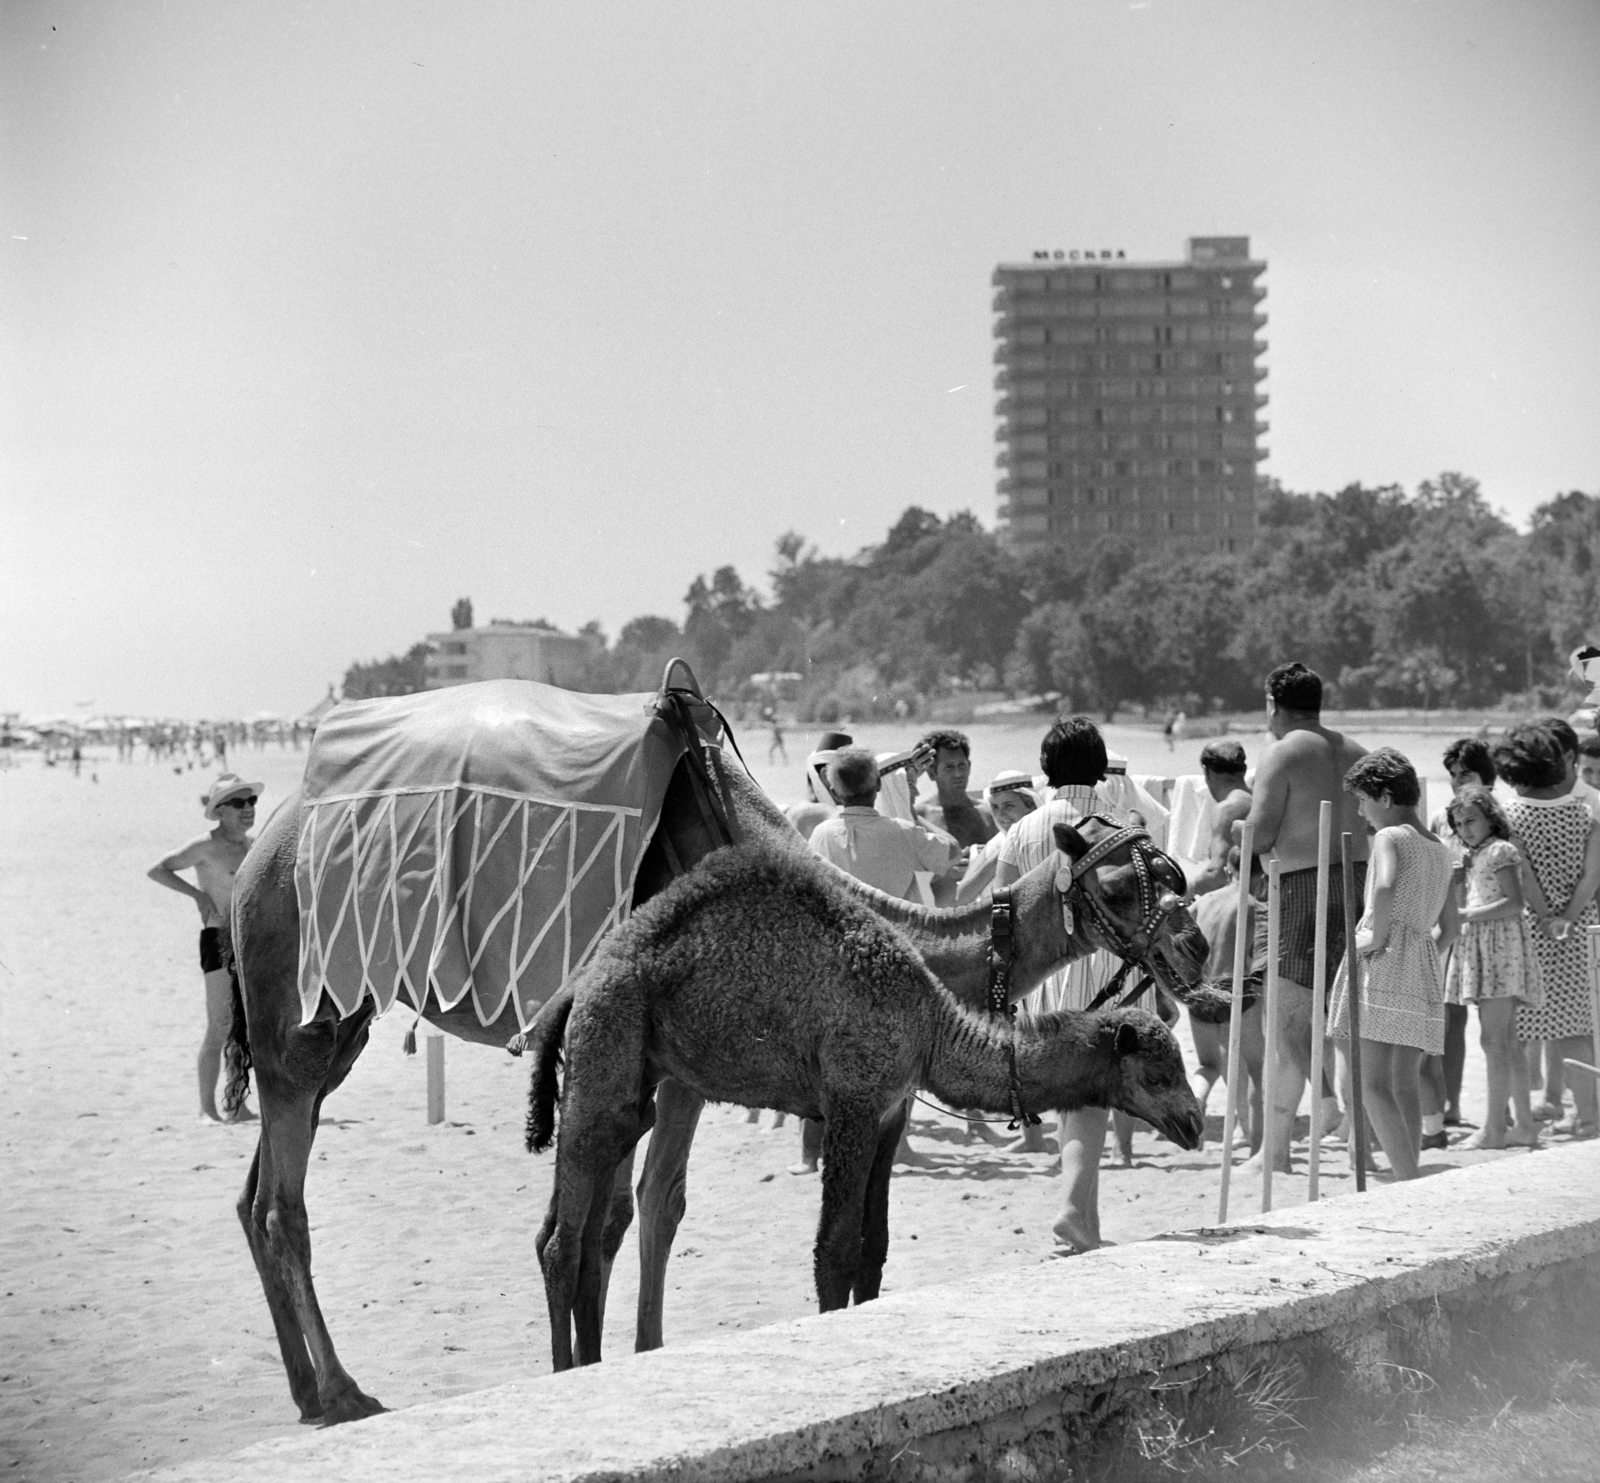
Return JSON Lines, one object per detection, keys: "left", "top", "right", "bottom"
{"left": 5, "top": 1, "right": 1598, "bottom": 718}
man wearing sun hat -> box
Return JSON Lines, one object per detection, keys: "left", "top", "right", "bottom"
{"left": 148, "top": 773, "right": 263, "bottom": 1124}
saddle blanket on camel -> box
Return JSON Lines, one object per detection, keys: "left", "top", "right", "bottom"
{"left": 294, "top": 679, "right": 699, "bottom": 1032}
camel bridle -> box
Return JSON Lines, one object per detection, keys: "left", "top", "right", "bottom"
{"left": 1064, "top": 819, "right": 1188, "bottom": 1012}
{"left": 981, "top": 818, "right": 1185, "bottom": 1129}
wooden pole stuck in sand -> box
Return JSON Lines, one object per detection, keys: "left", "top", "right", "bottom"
{"left": 426, "top": 1033, "right": 446, "bottom": 1125}
{"left": 1307, "top": 802, "right": 1332, "bottom": 1201}
{"left": 1341, "top": 832, "right": 1366, "bottom": 1192}
{"left": 1261, "top": 858, "right": 1282, "bottom": 1213}
{"left": 1217, "top": 821, "right": 1255, "bottom": 1224}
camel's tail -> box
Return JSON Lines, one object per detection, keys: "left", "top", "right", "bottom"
{"left": 524, "top": 983, "right": 576, "bottom": 1153}
{"left": 220, "top": 924, "right": 253, "bottom": 1117}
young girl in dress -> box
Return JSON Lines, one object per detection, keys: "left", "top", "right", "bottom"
{"left": 1329, "top": 749, "right": 1459, "bottom": 1181}
{"left": 1445, "top": 784, "right": 1543, "bottom": 1149}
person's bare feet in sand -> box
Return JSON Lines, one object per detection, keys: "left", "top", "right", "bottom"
{"left": 196, "top": 1111, "right": 224, "bottom": 1126}
{"left": 1458, "top": 1126, "right": 1505, "bottom": 1151}
{"left": 1004, "top": 1115, "right": 1057, "bottom": 1153}
{"left": 1237, "top": 1149, "right": 1295, "bottom": 1176}
{"left": 787, "top": 1158, "right": 818, "bottom": 1176}
{"left": 964, "top": 1117, "right": 1010, "bottom": 1146}
{"left": 1503, "top": 1126, "right": 1542, "bottom": 1148}
{"left": 1318, "top": 1096, "right": 1342, "bottom": 1136}
{"left": 1050, "top": 1213, "right": 1104, "bottom": 1255}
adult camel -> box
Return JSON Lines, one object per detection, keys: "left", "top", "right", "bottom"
{"left": 527, "top": 835, "right": 1205, "bottom": 1370}
{"left": 228, "top": 695, "right": 1210, "bottom": 1425}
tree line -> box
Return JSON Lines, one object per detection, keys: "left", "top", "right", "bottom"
{"left": 343, "top": 474, "right": 1599, "bottom": 720}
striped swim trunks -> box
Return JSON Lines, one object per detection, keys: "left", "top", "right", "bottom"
{"left": 1250, "top": 861, "right": 1365, "bottom": 992}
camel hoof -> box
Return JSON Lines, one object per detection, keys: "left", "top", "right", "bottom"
{"left": 317, "top": 1386, "right": 387, "bottom": 1426}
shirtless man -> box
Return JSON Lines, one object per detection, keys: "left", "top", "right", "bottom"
{"left": 1186, "top": 739, "right": 1253, "bottom": 899}
{"left": 914, "top": 730, "right": 996, "bottom": 848}
{"left": 1235, "top": 662, "right": 1368, "bottom": 1171}
{"left": 149, "top": 774, "right": 262, "bottom": 1123}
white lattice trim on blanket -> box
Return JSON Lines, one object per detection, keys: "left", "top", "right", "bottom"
{"left": 295, "top": 783, "right": 645, "bottom": 1031}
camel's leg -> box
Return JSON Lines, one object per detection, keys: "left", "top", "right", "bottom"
{"left": 534, "top": 1195, "right": 574, "bottom": 1372}
{"left": 236, "top": 1138, "right": 321, "bottom": 1422}
{"left": 596, "top": 1145, "right": 638, "bottom": 1340}
{"left": 538, "top": 1015, "right": 650, "bottom": 1371}
{"left": 254, "top": 1085, "right": 385, "bottom": 1423}
{"left": 634, "top": 1078, "right": 705, "bottom": 1352}
{"left": 243, "top": 1003, "right": 381, "bottom": 1426}
{"left": 543, "top": 1146, "right": 630, "bottom": 1371}
{"left": 813, "top": 1104, "right": 879, "bottom": 1311}
{"left": 572, "top": 1159, "right": 624, "bottom": 1367}
{"left": 852, "top": 1101, "right": 906, "bottom": 1305}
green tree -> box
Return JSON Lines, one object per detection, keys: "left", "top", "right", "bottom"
{"left": 342, "top": 642, "right": 432, "bottom": 699}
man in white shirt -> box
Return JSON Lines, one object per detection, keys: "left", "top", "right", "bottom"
{"left": 993, "top": 716, "right": 1143, "bottom": 1252}
{"left": 810, "top": 749, "right": 961, "bottom": 902}
{"left": 796, "top": 749, "right": 959, "bottom": 1174}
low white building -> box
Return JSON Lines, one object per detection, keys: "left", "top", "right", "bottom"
{"left": 425, "top": 623, "right": 598, "bottom": 691}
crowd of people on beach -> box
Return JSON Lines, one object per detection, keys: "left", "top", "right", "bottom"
{"left": 138, "top": 656, "right": 1600, "bottom": 1252}
{"left": 779, "top": 661, "right": 1600, "bottom": 1253}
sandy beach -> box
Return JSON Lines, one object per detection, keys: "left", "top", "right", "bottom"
{"left": 0, "top": 723, "right": 1557, "bottom": 1481}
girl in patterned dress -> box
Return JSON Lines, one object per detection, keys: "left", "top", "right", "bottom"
{"left": 1445, "top": 784, "right": 1543, "bottom": 1149}
{"left": 1329, "top": 749, "right": 1458, "bottom": 1181}
{"left": 1493, "top": 724, "right": 1600, "bottom": 1138}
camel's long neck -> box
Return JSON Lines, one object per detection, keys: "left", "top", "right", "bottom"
{"left": 923, "top": 1001, "right": 1111, "bottom": 1118}
{"left": 828, "top": 870, "right": 1101, "bottom": 1012}
{"left": 716, "top": 753, "right": 1104, "bottom": 1008}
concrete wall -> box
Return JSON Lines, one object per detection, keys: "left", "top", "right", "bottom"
{"left": 137, "top": 1143, "right": 1600, "bottom": 1483}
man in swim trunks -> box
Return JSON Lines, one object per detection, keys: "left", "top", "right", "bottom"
{"left": 148, "top": 773, "right": 263, "bottom": 1123}
{"left": 1235, "top": 662, "right": 1368, "bottom": 1170}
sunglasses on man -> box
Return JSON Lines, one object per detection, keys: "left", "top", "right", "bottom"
{"left": 220, "top": 796, "right": 258, "bottom": 810}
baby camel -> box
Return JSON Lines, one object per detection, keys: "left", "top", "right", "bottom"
{"left": 527, "top": 840, "right": 1203, "bottom": 1371}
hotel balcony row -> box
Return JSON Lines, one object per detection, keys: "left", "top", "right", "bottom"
{"left": 995, "top": 331, "right": 1267, "bottom": 363}
{"left": 996, "top": 392, "right": 1269, "bottom": 422}
{"left": 993, "top": 349, "right": 1267, "bottom": 386}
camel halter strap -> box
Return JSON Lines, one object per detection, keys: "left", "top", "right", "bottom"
{"left": 986, "top": 885, "right": 1016, "bottom": 1016}
{"left": 982, "top": 884, "right": 1041, "bottom": 1128}
{"left": 1062, "top": 819, "right": 1187, "bottom": 1013}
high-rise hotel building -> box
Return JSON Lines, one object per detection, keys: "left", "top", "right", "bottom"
{"left": 992, "top": 236, "right": 1267, "bottom": 555}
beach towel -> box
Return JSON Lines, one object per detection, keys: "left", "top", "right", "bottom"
{"left": 293, "top": 680, "right": 689, "bottom": 1031}
{"left": 1101, "top": 772, "right": 1172, "bottom": 848}
{"left": 1167, "top": 775, "right": 1215, "bottom": 864}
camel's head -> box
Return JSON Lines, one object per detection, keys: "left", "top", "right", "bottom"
{"left": 1096, "top": 1008, "right": 1204, "bottom": 1150}
{"left": 1052, "top": 819, "right": 1215, "bottom": 1010}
